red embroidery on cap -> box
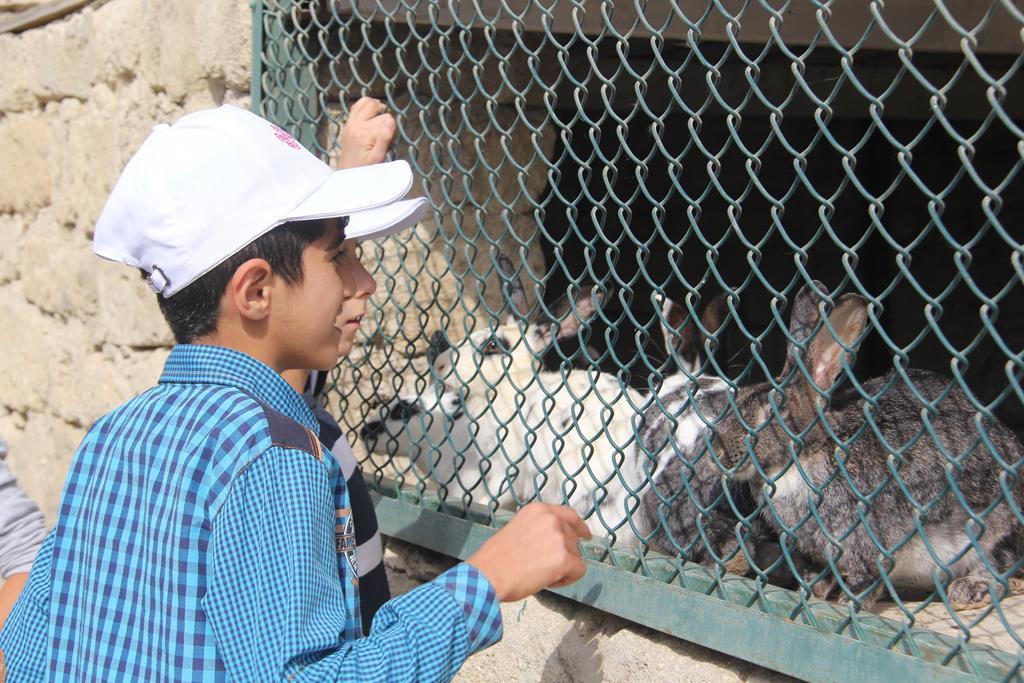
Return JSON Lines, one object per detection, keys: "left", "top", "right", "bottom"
{"left": 270, "top": 123, "right": 301, "bottom": 150}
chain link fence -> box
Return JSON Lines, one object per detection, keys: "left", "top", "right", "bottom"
{"left": 254, "top": 1, "right": 1024, "bottom": 679}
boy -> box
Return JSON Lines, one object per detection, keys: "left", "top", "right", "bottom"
{"left": 0, "top": 104, "right": 589, "bottom": 681}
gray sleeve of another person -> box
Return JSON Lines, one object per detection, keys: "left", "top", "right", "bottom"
{"left": 0, "top": 438, "right": 47, "bottom": 578}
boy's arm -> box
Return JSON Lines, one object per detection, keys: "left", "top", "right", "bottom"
{"left": 0, "top": 458, "right": 47, "bottom": 580}
{"left": 0, "top": 572, "right": 28, "bottom": 631}
{"left": 204, "top": 446, "right": 586, "bottom": 682}
{"left": 0, "top": 457, "right": 47, "bottom": 629}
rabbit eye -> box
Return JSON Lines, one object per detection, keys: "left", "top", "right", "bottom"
{"left": 482, "top": 337, "right": 506, "bottom": 355}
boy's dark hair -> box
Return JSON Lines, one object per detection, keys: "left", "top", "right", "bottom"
{"left": 154, "top": 217, "right": 344, "bottom": 344}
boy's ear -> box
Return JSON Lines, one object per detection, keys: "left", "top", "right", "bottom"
{"left": 226, "top": 258, "right": 275, "bottom": 321}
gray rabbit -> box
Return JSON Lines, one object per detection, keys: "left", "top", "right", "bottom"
{"left": 638, "top": 291, "right": 791, "bottom": 580}
{"left": 711, "top": 281, "right": 1024, "bottom": 610}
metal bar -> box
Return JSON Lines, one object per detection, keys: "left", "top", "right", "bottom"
{"left": 371, "top": 487, "right": 1020, "bottom": 682}
{"left": 250, "top": 0, "right": 265, "bottom": 115}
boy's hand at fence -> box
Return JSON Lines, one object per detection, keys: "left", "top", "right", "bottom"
{"left": 336, "top": 96, "right": 396, "bottom": 169}
{"left": 467, "top": 502, "right": 590, "bottom": 602}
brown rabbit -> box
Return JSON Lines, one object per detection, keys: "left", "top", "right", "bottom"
{"left": 711, "top": 281, "right": 1024, "bottom": 611}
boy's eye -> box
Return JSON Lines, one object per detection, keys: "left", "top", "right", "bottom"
{"left": 331, "top": 249, "right": 348, "bottom": 264}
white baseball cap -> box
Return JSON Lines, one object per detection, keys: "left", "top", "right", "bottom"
{"left": 93, "top": 104, "right": 429, "bottom": 297}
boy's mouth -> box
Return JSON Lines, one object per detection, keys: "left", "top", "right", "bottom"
{"left": 337, "top": 315, "right": 364, "bottom": 329}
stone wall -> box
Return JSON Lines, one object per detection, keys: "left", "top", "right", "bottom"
{"left": 0, "top": 0, "right": 252, "bottom": 520}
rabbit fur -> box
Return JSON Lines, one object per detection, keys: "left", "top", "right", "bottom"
{"left": 360, "top": 390, "right": 496, "bottom": 501}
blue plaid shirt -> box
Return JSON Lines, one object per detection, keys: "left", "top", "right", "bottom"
{"left": 0, "top": 345, "right": 502, "bottom": 681}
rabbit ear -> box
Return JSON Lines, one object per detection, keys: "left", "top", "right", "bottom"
{"left": 701, "top": 292, "right": 727, "bottom": 334}
{"left": 546, "top": 289, "right": 574, "bottom": 322}
{"left": 495, "top": 251, "right": 530, "bottom": 321}
{"left": 658, "top": 294, "right": 700, "bottom": 371}
{"left": 427, "top": 330, "right": 449, "bottom": 365}
{"left": 549, "top": 285, "right": 608, "bottom": 342}
{"left": 781, "top": 280, "right": 828, "bottom": 378}
{"left": 805, "top": 293, "right": 869, "bottom": 392}
{"left": 659, "top": 291, "right": 728, "bottom": 374}
{"left": 700, "top": 291, "right": 728, "bottom": 358}
{"left": 784, "top": 292, "right": 868, "bottom": 426}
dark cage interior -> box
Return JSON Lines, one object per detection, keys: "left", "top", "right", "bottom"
{"left": 538, "top": 39, "right": 1024, "bottom": 436}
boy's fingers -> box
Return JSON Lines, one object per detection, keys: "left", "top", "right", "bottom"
{"left": 549, "top": 555, "right": 587, "bottom": 588}
{"left": 554, "top": 516, "right": 584, "bottom": 556}
{"left": 564, "top": 533, "right": 583, "bottom": 560}
{"left": 375, "top": 114, "right": 397, "bottom": 136}
{"left": 567, "top": 557, "right": 587, "bottom": 582}
{"left": 348, "top": 96, "right": 375, "bottom": 115}
{"left": 348, "top": 96, "right": 388, "bottom": 120}
{"left": 546, "top": 504, "right": 591, "bottom": 540}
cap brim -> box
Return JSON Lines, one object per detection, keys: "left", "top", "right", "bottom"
{"left": 280, "top": 160, "right": 414, "bottom": 223}
{"left": 346, "top": 197, "right": 430, "bottom": 241}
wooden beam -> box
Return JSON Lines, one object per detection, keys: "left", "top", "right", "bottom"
{"left": 0, "top": 0, "right": 94, "bottom": 35}
{"left": 345, "top": 0, "right": 1023, "bottom": 56}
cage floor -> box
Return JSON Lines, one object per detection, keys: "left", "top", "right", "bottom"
{"left": 872, "top": 592, "right": 1023, "bottom": 656}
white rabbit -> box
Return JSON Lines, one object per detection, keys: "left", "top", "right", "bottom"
{"left": 361, "top": 389, "right": 514, "bottom": 507}
{"left": 412, "top": 253, "right": 651, "bottom": 542}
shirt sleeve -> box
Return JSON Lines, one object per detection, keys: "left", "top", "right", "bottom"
{"left": 436, "top": 563, "right": 503, "bottom": 653}
{"left": 0, "top": 458, "right": 47, "bottom": 578}
{"left": 203, "top": 446, "right": 503, "bottom": 682}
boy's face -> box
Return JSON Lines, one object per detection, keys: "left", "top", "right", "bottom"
{"left": 272, "top": 220, "right": 377, "bottom": 371}
{"left": 333, "top": 240, "right": 375, "bottom": 358}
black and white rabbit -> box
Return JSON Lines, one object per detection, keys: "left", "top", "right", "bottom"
{"left": 711, "top": 280, "right": 1024, "bottom": 610}
{"left": 638, "top": 291, "right": 785, "bottom": 577}
{"left": 637, "top": 291, "right": 801, "bottom": 584}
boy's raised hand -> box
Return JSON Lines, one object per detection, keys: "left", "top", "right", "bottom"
{"left": 336, "top": 96, "right": 397, "bottom": 170}
{"left": 467, "top": 503, "right": 590, "bottom": 603}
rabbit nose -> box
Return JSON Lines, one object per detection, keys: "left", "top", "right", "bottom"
{"left": 389, "top": 399, "right": 421, "bottom": 421}
{"left": 360, "top": 419, "right": 385, "bottom": 441}
{"left": 427, "top": 330, "right": 450, "bottom": 364}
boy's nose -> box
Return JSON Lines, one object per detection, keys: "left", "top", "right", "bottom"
{"left": 341, "top": 255, "right": 378, "bottom": 298}
{"left": 355, "top": 266, "right": 377, "bottom": 297}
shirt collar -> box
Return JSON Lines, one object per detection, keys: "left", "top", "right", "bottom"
{"left": 159, "top": 344, "right": 319, "bottom": 433}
